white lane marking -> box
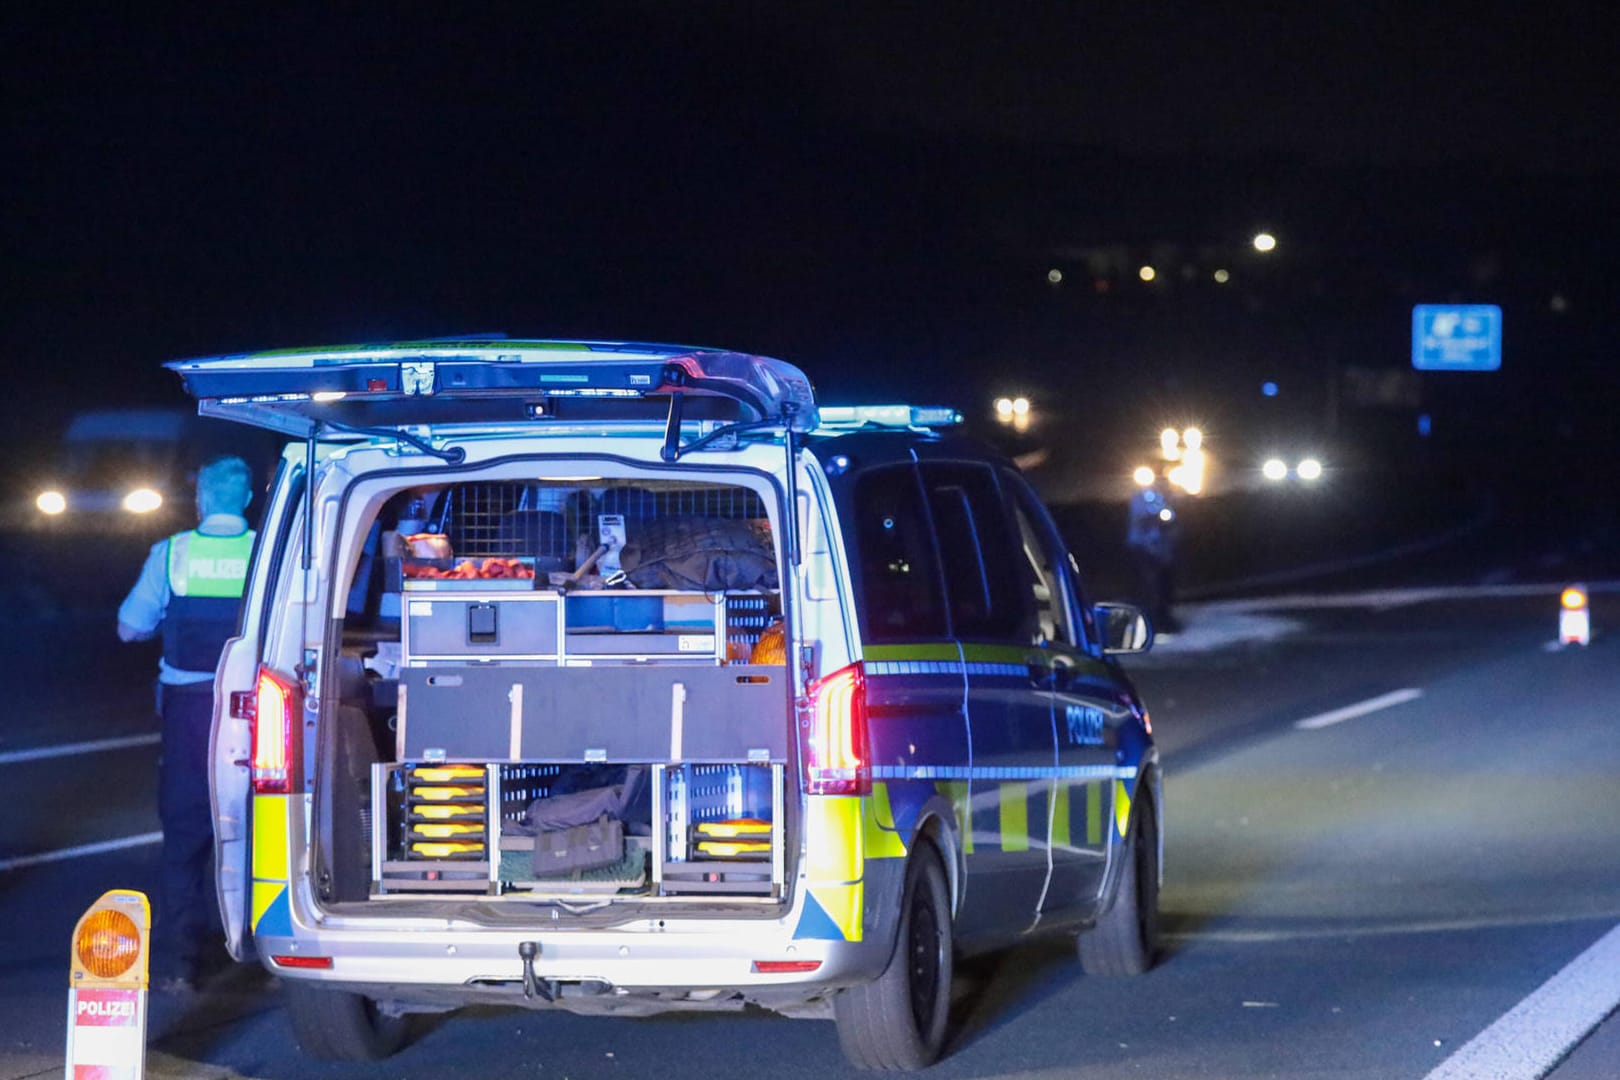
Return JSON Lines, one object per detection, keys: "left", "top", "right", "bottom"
{"left": 1424, "top": 921, "right": 1620, "bottom": 1080}
{"left": 1165, "top": 908, "right": 1620, "bottom": 944}
{"left": 1203, "top": 579, "right": 1620, "bottom": 613}
{"left": 1294, "top": 688, "right": 1424, "bottom": 731}
{"left": 0, "top": 831, "right": 162, "bottom": 874}
{"left": 0, "top": 733, "right": 160, "bottom": 766}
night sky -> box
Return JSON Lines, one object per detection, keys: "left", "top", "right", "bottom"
{"left": 9, "top": 5, "right": 1617, "bottom": 472}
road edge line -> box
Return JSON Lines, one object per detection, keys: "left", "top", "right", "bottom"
{"left": 0, "top": 831, "right": 163, "bottom": 874}
{"left": 0, "top": 733, "right": 161, "bottom": 766}
{"left": 1424, "top": 921, "right": 1620, "bottom": 1080}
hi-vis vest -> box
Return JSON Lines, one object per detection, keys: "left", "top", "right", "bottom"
{"left": 163, "top": 529, "right": 255, "bottom": 673}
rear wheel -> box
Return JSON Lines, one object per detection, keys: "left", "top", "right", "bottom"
{"left": 1078, "top": 790, "right": 1159, "bottom": 976}
{"left": 834, "top": 845, "right": 953, "bottom": 1071}
{"left": 284, "top": 981, "right": 409, "bottom": 1061}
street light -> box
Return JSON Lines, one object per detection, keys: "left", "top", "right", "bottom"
{"left": 1252, "top": 232, "right": 1277, "bottom": 253}
{"left": 1138, "top": 265, "right": 1157, "bottom": 282}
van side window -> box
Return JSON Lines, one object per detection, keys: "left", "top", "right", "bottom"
{"left": 1011, "top": 501, "right": 1073, "bottom": 646}
{"left": 920, "top": 463, "right": 1024, "bottom": 641}
{"left": 852, "top": 465, "right": 947, "bottom": 642}
{"left": 1004, "top": 469, "right": 1094, "bottom": 649}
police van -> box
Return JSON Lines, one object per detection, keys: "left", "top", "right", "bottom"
{"left": 176, "top": 339, "right": 1161, "bottom": 1070}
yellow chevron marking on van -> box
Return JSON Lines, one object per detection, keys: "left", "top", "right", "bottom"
{"left": 805, "top": 796, "right": 863, "bottom": 883}
{"left": 1087, "top": 780, "right": 1104, "bottom": 845}
{"left": 251, "top": 881, "right": 285, "bottom": 932}
{"left": 1052, "top": 783, "right": 1071, "bottom": 848}
{"left": 999, "top": 782, "right": 1029, "bottom": 852}
{"left": 809, "top": 883, "right": 864, "bottom": 943}
{"left": 802, "top": 797, "right": 867, "bottom": 942}
{"left": 1114, "top": 780, "right": 1132, "bottom": 839}
{"left": 252, "top": 794, "right": 288, "bottom": 882}
{"left": 863, "top": 783, "right": 908, "bottom": 860}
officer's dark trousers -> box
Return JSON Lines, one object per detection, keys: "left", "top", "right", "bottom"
{"left": 157, "top": 681, "right": 217, "bottom": 979}
{"left": 1128, "top": 550, "right": 1178, "bottom": 633}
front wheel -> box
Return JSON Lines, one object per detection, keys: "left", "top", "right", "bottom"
{"left": 284, "top": 981, "right": 409, "bottom": 1061}
{"left": 834, "top": 846, "right": 954, "bottom": 1071}
{"left": 1078, "top": 790, "right": 1159, "bottom": 976}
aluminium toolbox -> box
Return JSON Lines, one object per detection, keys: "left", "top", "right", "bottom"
{"left": 654, "top": 762, "right": 784, "bottom": 896}
{"left": 372, "top": 763, "right": 495, "bottom": 894}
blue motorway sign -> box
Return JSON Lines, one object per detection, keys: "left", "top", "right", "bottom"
{"left": 1412, "top": 304, "right": 1502, "bottom": 371}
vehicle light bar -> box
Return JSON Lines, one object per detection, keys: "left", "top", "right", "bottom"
{"left": 168, "top": 340, "right": 821, "bottom": 434}
{"left": 816, "top": 405, "right": 963, "bottom": 431}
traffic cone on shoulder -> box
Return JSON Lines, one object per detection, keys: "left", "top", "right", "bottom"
{"left": 1560, "top": 584, "right": 1590, "bottom": 646}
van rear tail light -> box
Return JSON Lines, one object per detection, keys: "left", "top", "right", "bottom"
{"left": 799, "top": 662, "right": 870, "bottom": 796}
{"left": 252, "top": 666, "right": 298, "bottom": 794}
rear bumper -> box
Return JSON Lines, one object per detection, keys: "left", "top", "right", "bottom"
{"left": 255, "top": 915, "right": 888, "bottom": 1002}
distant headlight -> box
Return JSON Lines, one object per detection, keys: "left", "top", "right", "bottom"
{"left": 36, "top": 490, "right": 67, "bottom": 515}
{"left": 1261, "top": 458, "right": 1288, "bottom": 482}
{"left": 1296, "top": 458, "right": 1323, "bottom": 481}
{"left": 123, "top": 488, "right": 163, "bottom": 513}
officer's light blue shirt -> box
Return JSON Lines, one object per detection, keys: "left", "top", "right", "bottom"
{"left": 118, "top": 513, "right": 251, "bottom": 685}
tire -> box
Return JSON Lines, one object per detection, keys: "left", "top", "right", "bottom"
{"left": 284, "top": 980, "right": 409, "bottom": 1061}
{"left": 834, "top": 846, "right": 954, "bottom": 1071}
{"left": 1078, "top": 790, "right": 1159, "bottom": 976}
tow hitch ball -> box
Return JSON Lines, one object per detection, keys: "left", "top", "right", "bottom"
{"left": 518, "top": 941, "right": 554, "bottom": 1002}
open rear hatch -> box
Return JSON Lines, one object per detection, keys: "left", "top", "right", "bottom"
{"left": 327, "top": 474, "right": 797, "bottom": 918}
{"left": 175, "top": 340, "right": 818, "bottom": 927}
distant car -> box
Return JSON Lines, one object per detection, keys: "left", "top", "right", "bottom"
{"left": 27, "top": 408, "right": 273, "bottom": 535}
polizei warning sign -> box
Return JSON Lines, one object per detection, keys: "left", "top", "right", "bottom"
{"left": 66, "top": 986, "right": 146, "bottom": 1077}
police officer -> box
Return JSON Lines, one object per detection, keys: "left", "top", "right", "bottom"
{"left": 1125, "top": 473, "right": 1180, "bottom": 633}
{"left": 117, "top": 455, "right": 255, "bottom": 991}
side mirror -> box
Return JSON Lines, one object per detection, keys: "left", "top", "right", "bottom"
{"left": 1094, "top": 602, "right": 1153, "bottom": 655}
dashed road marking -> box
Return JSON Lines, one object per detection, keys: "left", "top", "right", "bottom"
{"left": 1294, "top": 688, "right": 1423, "bottom": 731}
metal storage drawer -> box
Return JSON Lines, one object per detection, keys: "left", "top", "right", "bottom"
{"left": 404, "top": 593, "right": 560, "bottom": 663}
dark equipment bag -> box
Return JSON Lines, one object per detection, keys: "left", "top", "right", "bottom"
{"left": 533, "top": 816, "right": 625, "bottom": 876}
{"left": 619, "top": 517, "right": 777, "bottom": 592}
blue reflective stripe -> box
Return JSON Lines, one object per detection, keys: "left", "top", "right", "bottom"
{"left": 872, "top": 765, "right": 1137, "bottom": 782}
{"left": 866, "top": 660, "right": 963, "bottom": 677}
{"left": 864, "top": 660, "right": 1027, "bottom": 678}
{"left": 963, "top": 662, "right": 1026, "bottom": 678}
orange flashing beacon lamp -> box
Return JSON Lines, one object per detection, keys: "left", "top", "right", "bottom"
{"left": 1560, "top": 585, "right": 1590, "bottom": 646}
{"left": 66, "top": 888, "right": 150, "bottom": 1078}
